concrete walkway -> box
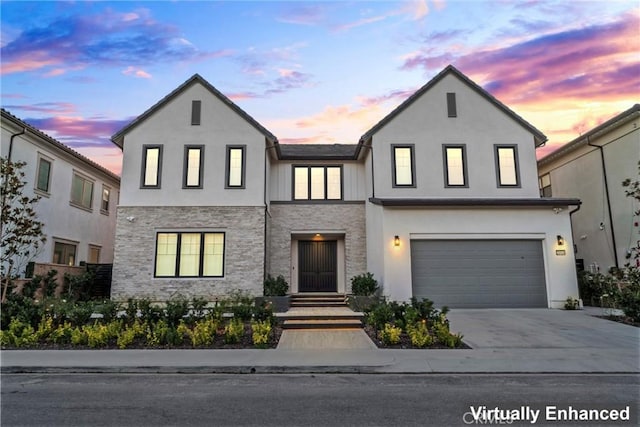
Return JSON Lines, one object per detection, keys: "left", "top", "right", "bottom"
{"left": 2, "top": 309, "right": 638, "bottom": 374}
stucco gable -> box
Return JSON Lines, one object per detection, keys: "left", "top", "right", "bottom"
{"left": 111, "top": 74, "right": 278, "bottom": 148}
{"left": 359, "top": 65, "right": 547, "bottom": 147}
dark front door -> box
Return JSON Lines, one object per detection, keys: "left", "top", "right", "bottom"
{"left": 298, "top": 241, "right": 337, "bottom": 292}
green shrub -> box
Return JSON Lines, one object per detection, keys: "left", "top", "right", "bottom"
{"left": 224, "top": 318, "right": 245, "bottom": 344}
{"left": 379, "top": 323, "right": 402, "bottom": 345}
{"left": 165, "top": 296, "right": 189, "bottom": 327}
{"left": 63, "top": 271, "right": 95, "bottom": 301}
{"left": 35, "top": 315, "right": 55, "bottom": 341}
{"left": 4, "top": 318, "right": 37, "bottom": 347}
{"left": 366, "top": 300, "right": 395, "bottom": 330}
{"left": 618, "top": 282, "right": 640, "bottom": 322}
{"left": 95, "top": 300, "right": 120, "bottom": 323}
{"left": 190, "top": 318, "right": 219, "bottom": 347}
{"left": 406, "top": 321, "right": 433, "bottom": 348}
{"left": 251, "top": 320, "right": 272, "bottom": 348}
{"left": 187, "top": 297, "right": 209, "bottom": 325}
{"left": 66, "top": 301, "right": 94, "bottom": 326}
{"left": 50, "top": 321, "right": 74, "bottom": 345}
{"left": 252, "top": 301, "right": 275, "bottom": 324}
{"left": 138, "top": 299, "right": 162, "bottom": 324}
{"left": 117, "top": 320, "right": 145, "bottom": 349}
{"left": 85, "top": 322, "right": 113, "bottom": 348}
{"left": 564, "top": 296, "right": 580, "bottom": 310}
{"left": 71, "top": 327, "right": 87, "bottom": 346}
{"left": 577, "top": 271, "right": 620, "bottom": 304}
{"left": 351, "top": 273, "right": 379, "bottom": 296}
{"left": 263, "top": 275, "right": 289, "bottom": 296}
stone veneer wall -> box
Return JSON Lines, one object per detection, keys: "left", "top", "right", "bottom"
{"left": 268, "top": 203, "right": 367, "bottom": 292}
{"left": 111, "top": 206, "right": 265, "bottom": 301}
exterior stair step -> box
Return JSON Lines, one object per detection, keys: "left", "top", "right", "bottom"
{"left": 282, "top": 319, "right": 363, "bottom": 330}
{"left": 290, "top": 301, "right": 347, "bottom": 307}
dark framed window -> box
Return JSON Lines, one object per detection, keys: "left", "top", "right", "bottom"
{"left": 392, "top": 145, "right": 416, "bottom": 187}
{"left": 155, "top": 232, "right": 225, "bottom": 278}
{"left": 101, "top": 185, "right": 111, "bottom": 213}
{"left": 446, "top": 92, "right": 457, "bottom": 117}
{"left": 494, "top": 145, "right": 520, "bottom": 187}
{"left": 36, "top": 156, "right": 52, "bottom": 193}
{"left": 141, "top": 145, "right": 163, "bottom": 188}
{"left": 70, "top": 172, "right": 94, "bottom": 210}
{"left": 183, "top": 145, "right": 204, "bottom": 188}
{"left": 88, "top": 245, "right": 101, "bottom": 263}
{"left": 191, "top": 100, "right": 201, "bottom": 125}
{"left": 292, "top": 165, "right": 342, "bottom": 201}
{"left": 443, "top": 145, "right": 468, "bottom": 187}
{"left": 539, "top": 173, "right": 552, "bottom": 197}
{"left": 53, "top": 241, "right": 76, "bottom": 266}
{"left": 225, "top": 145, "right": 246, "bottom": 188}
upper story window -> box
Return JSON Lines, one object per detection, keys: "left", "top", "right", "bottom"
{"left": 53, "top": 241, "right": 76, "bottom": 266}
{"left": 226, "top": 145, "right": 246, "bottom": 188}
{"left": 88, "top": 245, "right": 101, "bottom": 263}
{"left": 141, "top": 145, "right": 163, "bottom": 188}
{"left": 35, "top": 155, "right": 52, "bottom": 193}
{"left": 184, "top": 145, "right": 204, "bottom": 188}
{"left": 446, "top": 93, "right": 457, "bottom": 117}
{"left": 392, "top": 145, "right": 416, "bottom": 187}
{"left": 191, "top": 100, "right": 201, "bottom": 125}
{"left": 70, "top": 172, "right": 94, "bottom": 210}
{"left": 539, "top": 173, "right": 552, "bottom": 197}
{"left": 101, "top": 185, "right": 111, "bottom": 214}
{"left": 443, "top": 145, "right": 468, "bottom": 187}
{"left": 155, "top": 232, "right": 225, "bottom": 278}
{"left": 293, "top": 166, "right": 342, "bottom": 201}
{"left": 495, "top": 145, "right": 520, "bottom": 187}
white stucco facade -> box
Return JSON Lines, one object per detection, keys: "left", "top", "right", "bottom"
{"left": 1, "top": 109, "right": 120, "bottom": 273}
{"left": 111, "top": 66, "right": 580, "bottom": 307}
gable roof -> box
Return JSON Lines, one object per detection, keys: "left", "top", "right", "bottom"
{"left": 111, "top": 74, "right": 278, "bottom": 147}
{"left": 359, "top": 64, "right": 548, "bottom": 147}
{"left": 276, "top": 143, "right": 360, "bottom": 160}
{"left": 538, "top": 104, "right": 640, "bottom": 167}
{"left": 1, "top": 108, "right": 121, "bottom": 183}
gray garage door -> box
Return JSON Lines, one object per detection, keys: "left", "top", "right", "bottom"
{"left": 410, "top": 240, "right": 547, "bottom": 308}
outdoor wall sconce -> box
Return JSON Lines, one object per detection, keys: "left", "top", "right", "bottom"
{"left": 394, "top": 235, "right": 400, "bottom": 247}
{"left": 556, "top": 235, "right": 565, "bottom": 246}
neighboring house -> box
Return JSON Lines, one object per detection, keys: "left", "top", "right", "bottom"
{"left": 1, "top": 109, "right": 121, "bottom": 274}
{"left": 111, "top": 65, "right": 579, "bottom": 308}
{"left": 538, "top": 105, "right": 640, "bottom": 273}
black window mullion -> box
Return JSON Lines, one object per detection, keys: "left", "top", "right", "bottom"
{"left": 175, "top": 234, "right": 182, "bottom": 277}
{"left": 323, "top": 166, "right": 328, "bottom": 200}
{"left": 199, "top": 233, "right": 205, "bottom": 277}
{"left": 307, "top": 167, "right": 312, "bottom": 200}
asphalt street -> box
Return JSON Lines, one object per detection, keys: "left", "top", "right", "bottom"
{"left": 2, "top": 373, "right": 638, "bottom": 427}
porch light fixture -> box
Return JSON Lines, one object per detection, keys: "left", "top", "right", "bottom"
{"left": 556, "top": 235, "right": 565, "bottom": 246}
{"left": 394, "top": 235, "right": 400, "bottom": 247}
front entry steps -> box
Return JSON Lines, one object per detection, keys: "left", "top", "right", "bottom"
{"left": 277, "top": 293, "right": 365, "bottom": 330}
{"left": 289, "top": 293, "right": 348, "bottom": 308}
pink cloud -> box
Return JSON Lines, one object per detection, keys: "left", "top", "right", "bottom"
{"left": 122, "top": 66, "right": 152, "bottom": 79}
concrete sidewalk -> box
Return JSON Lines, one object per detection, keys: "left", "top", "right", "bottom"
{"left": 2, "top": 309, "right": 638, "bottom": 374}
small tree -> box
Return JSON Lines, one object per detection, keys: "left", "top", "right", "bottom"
{"left": 1, "top": 157, "right": 46, "bottom": 301}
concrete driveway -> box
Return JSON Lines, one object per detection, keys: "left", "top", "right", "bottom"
{"left": 445, "top": 308, "right": 639, "bottom": 372}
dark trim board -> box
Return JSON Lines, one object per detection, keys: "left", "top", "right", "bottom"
{"left": 369, "top": 197, "right": 581, "bottom": 207}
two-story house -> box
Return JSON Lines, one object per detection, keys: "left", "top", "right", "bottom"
{"left": 538, "top": 105, "right": 640, "bottom": 273}
{"left": 1, "top": 109, "right": 120, "bottom": 273}
{"left": 111, "top": 65, "right": 580, "bottom": 308}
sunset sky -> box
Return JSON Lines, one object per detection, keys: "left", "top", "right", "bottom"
{"left": 2, "top": 0, "right": 638, "bottom": 175}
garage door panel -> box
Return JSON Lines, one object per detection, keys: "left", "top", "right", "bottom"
{"left": 411, "top": 240, "right": 547, "bottom": 308}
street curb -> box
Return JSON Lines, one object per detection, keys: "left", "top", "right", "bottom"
{"left": 3, "top": 366, "right": 640, "bottom": 375}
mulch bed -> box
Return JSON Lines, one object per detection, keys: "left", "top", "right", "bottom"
{"left": 363, "top": 325, "right": 471, "bottom": 349}
{"left": 595, "top": 315, "right": 640, "bottom": 328}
